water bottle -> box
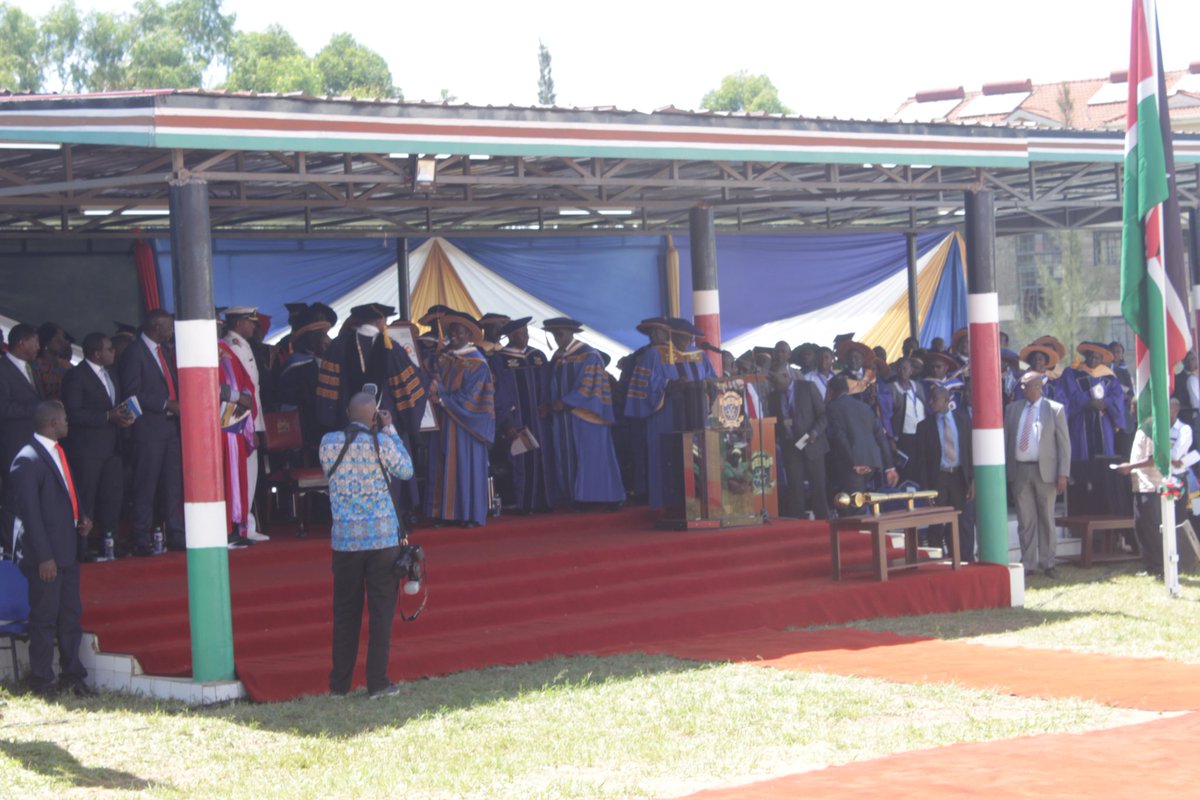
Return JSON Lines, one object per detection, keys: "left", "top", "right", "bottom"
{"left": 152, "top": 526, "right": 165, "bottom": 555}
{"left": 102, "top": 532, "right": 115, "bottom": 562}
{"left": 488, "top": 476, "right": 501, "bottom": 518}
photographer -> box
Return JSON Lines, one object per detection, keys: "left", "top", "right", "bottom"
{"left": 319, "top": 392, "right": 414, "bottom": 699}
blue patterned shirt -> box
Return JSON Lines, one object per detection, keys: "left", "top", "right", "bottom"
{"left": 319, "top": 423, "right": 414, "bottom": 552}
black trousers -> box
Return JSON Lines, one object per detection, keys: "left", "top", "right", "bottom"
{"left": 1133, "top": 492, "right": 1165, "bottom": 575}
{"left": 330, "top": 545, "right": 401, "bottom": 694}
{"left": 931, "top": 468, "right": 973, "bottom": 561}
{"left": 73, "top": 451, "right": 123, "bottom": 544}
{"left": 26, "top": 564, "right": 86, "bottom": 690}
{"left": 780, "top": 441, "right": 829, "bottom": 520}
{"left": 897, "top": 433, "right": 921, "bottom": 484}
{"left": 131, "top": 433, "right": 184, "bottom": 548}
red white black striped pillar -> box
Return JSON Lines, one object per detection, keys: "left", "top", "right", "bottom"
{"left": 1189, "top": 209, "right": 1200, "bottom": 355}
{"left": 964, "top": 190, "right": 1007, "bottom": 565}
{"left": 689, "top": 206, "right": 722, "bottom": 375}
{"left": 168, "top": 178, "right": 234, "bottom": 682}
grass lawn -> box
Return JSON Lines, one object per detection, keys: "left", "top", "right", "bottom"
{"left": 3, "top": 562, "right": 1194, "bottom": 799}
{"left": 0, "top": 654, "right": 1149, "bottom": 800}
{"left": 847, "top": 563, "right": 1200, "bottom": 662}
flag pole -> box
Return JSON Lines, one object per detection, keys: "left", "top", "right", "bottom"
{"left": 1162, "top": 494, "right": 1180, "bottom": 596}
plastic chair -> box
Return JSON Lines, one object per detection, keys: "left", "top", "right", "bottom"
{"left": 0, "top": 559, "right": 30, "bottom": 682}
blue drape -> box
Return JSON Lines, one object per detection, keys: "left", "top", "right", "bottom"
{"left": 154, "top": 238, "right": 400, "bottom": 332}
{"left": 447, "top": 236, "right": 666, "bottom": 350}
{"left": 674, "top": 230, "right": 949, "bottom": 340}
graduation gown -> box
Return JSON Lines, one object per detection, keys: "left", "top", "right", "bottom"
{"left": 218, "top": 340, "right": 257, "bottom": 532}
{"left": 547, "top": 340, "right": 624, "bottom": 505}
{"left": 488, "top": 345, "right": 551, "bottom": 512}
{"left": 425, "top": 346, "right": 495, "bottom": 525}
{"left": 1065, "top": 364, "right": 1127, "bottom": 459}
{"left": 277, "top": 351, "right": 321, "bottom": 449}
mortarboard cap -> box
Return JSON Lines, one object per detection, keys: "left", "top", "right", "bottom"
{"left": 284, "top": 302, "right": 310, "bottom": 314}
{"left": 498, "top": 316, "right": 533, "bottom": 337}
{"left": 542, "top": 317, "right": 584, "bottom": 333}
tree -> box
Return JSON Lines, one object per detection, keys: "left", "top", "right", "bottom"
{"left": 314, "top": 33, "right": 398, "bottom": 99}
{"left": 701, "top": 71, "right": 791, "bottom": 114}
{"left": 123, "top": 0, "right": 235, "bottom": 89}
{"left": 0, "top": 3, "right": 43, "bottom": 92}
{"left": 39, "top": 0, "right": 84, "bottom": 92}
{"left": 537, "top": 40, "right": 555, "bottom": 105}
{"left": 77, "top": 10, "right": 132, "bottom": 91}
{"left": 225, "top": 25, "right": 320, "bottom": 95}
{"left": 1013, "top": 230, "right": 1105, "bottom": 355}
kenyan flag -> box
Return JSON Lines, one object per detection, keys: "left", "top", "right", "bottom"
{"left": 1120, "top": 0, "right": 1191, "bottom": 474}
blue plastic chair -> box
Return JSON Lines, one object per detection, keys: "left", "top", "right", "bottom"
{"left": 0, "top": 559, "right": 30, "bottom": 682}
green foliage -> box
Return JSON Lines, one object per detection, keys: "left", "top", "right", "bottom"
{"left": 701, "top": 70, "right": 792, "bottom": 114}
{"left": 225, "top": 25, "right": 321, "bottom": 95}
{"left": 314, "top": 32, "right": 398, "bottom": 99}
{"left": 38, "top": 0, "right": 83, "bottom": 91}
{"left": 537, "top": 39, "right": 555, "bottom": 105}
{"left": 0, "top": 3, "right": 43, "bottom": 92}
{"left": 1013, "top": 230, "right": 1105, "bottom": 355}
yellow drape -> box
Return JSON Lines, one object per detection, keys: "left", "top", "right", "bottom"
{"left": 862, "top": 233, "right": 959, "bottom": 360}
{"left": 410, "top": 239, "right": 481, "bottom": 331}
{"left": 665, "top": 235, "right": 681, "bottom": 318}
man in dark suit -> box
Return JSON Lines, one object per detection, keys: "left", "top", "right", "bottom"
{"left": 10, "top": 400, "right": 97, "bottom": 697}
{"left": 62, "top": 333, "right": 134, "bottom": 560}
{"left": 889, "top": 357, "right": 928, "bottom": 482}
{"left": 1004, "top": 370, "right": 1071, "bottom": 578}
{"left": 825, "top": 375, "right": 898, "bottom": 506}
{"left": 770, "top": 359, "right": 830, "bottom": 519}
{"left": 118, "top": 309, "right": 185, "bottom": 555}
{"left": 1, "top": 324, "right": 44, "bottom": 553}
{"left": 913, "top": 385, "right": 976, "bottom": 561}
{"left": 0, "top": 324, "right": 44, "bottom": 470}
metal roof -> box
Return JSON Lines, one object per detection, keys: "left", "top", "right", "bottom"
{"left": 0, "top": 90, "right": 1196, "bottom": 238}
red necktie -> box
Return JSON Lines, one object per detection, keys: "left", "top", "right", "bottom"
{"left": 157, "top": 345, "right": 178, "bottom": 402}
{"left": 54, "top": 442, "right": 79, "bottom": 522}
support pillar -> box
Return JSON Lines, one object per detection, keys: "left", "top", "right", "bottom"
{"left": 168, "top": 179, "right": 235, "bottom": 682}
{"left": 964, "top": 190, "right": 1008, "bottom": 565}
{"left": 906, "top": 233, "right": 920, "bottom": 341}
{"left": 396, "top": 237, "right": 411, "bottom": 321}
{"left": 1189, "top": 209, "right": 1200, "bottom": 356}
{"left": 689, "top": 206, "right": 722, "bottom": 374}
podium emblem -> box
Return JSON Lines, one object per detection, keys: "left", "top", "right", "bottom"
{"left": 716, "top": 389, "right": 745, "bottom": 430}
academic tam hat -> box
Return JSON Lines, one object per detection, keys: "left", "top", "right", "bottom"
{"left": 441, "top": 311, "right": 484, "bottom": 342}
{"left": 1077, "top": 341, "right": 1115, "bottom": 364}
{"left": 667, "top": 317, "right": 704, "bottom": 337}
{"left": 636, "top": 317, "right": 671, "bottom": 335}
{"left": 350, "top": 303, "right": 395, "bottom": 321}
{"left": 1019, "top": 343, "right": 1060, "bottom": 369}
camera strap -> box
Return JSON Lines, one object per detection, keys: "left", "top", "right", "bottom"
{"left": 397, "top": 579, "right": 427, "bottom": 622}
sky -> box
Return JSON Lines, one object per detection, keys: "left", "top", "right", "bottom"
{"left": 12, "top": 0, "right": 1200, "bottom": 119}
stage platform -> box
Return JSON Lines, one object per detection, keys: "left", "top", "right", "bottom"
{"left": 80, "top": 509, "right": 1012, "bottom": 703}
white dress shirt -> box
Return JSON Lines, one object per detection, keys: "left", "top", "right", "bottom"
{"left": 87, "top": 358, "right": 117, "bottom": 405}
{"left": 1014, "top": 398, "right": 1044, "bottom": 462}
{"left": 898, "top": 381, "right": 925, "bottom": 435}
{"left": 34, "top": 433, "right": 70, "bottom": 493}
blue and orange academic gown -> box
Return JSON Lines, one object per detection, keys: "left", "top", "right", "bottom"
{"left": 1064, "top": 364, "right": 1126, "bottom": 459}
{"left": 624, "top": 345, "right": 717, "bottom": 508}
{"left": 489, "top": 345, "right": 551, "bottom": 512}
{"left": 623, "top": 343, "right": 671, "bottom": 504}
{"left": 425, "top": 346, "right": 495, "bottom": 525}
{"left": 546, "top": 340, "right": 624, "bottom": 505}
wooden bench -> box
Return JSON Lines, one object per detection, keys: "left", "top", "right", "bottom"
{"left": 830, "top": 506, "right": 961, "bottom": 582}
{"left": 1055, "top": 515, "right": 1139, "bottom": 568}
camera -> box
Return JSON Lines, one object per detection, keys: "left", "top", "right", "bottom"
{"left": 394, "top": 543, "right": 425, "bottom": 596}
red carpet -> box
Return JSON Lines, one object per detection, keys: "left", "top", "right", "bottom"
{"left": 649, "top": 627, "right": 1200, "bottom": 712}
{"left": 80, "top": 509, "right": 1010, "bottom": 702}
{"left": 676, "top": 711, "right": 1200, "bottom": 799}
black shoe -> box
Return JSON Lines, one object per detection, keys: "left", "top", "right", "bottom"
{"left": 1044, "top": 566, "right": 1059, "bottom": 579}
{"left": 65, "top": 681, "right": 100, "bottom": 698}
{"left": 368, "top": 683, "right": 405, "bottom": 700}
{"left": 27, "top": 682, "right": 59, "bottom": 699}
{"left": 227, "top": 534, "right": 249, "bottom": 550}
